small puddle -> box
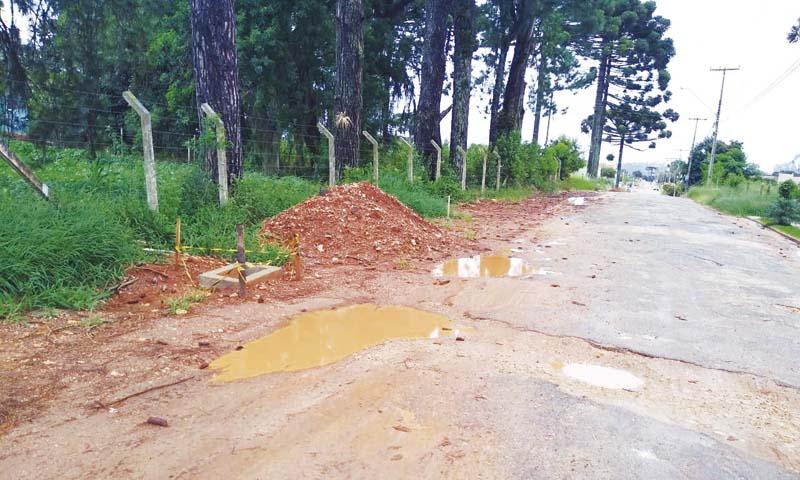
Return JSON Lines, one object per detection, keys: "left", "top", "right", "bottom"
{"left": 433, "top": 254, "right": 534, "bottom": 278}
{"left": 209, "top": 304, "right": 452, "bottom": 382}
{"left": 558, "top": 363, "right": 644, "bottom": 390}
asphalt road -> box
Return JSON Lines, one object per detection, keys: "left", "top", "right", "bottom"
{"left": 521, "top": 190, "right": 800, "bottom": 388}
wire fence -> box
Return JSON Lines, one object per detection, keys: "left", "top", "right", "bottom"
{"left": 0, "top": 80, "right": 375, "bottom": 182}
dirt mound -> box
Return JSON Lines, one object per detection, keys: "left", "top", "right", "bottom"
{"left": 260, "top": 182, "right": 457, "bottom": 266}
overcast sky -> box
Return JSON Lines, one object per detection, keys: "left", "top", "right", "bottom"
{"left": 443, "top": 0, "right": 800, "bottom": 173}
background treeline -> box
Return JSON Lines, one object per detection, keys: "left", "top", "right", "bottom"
{"left": 1, "top": 0, "right": 679, "bottom": 185}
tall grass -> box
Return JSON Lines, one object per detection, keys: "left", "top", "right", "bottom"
{"left": 0, "top": 195, "right": 140, "bottom": 318}
{"left": 687, "top": 184, "right": 776, "bottom": 217}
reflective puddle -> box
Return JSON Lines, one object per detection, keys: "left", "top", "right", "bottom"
{"left": 209, "top": 304, "right": 452, "bottom": 382}
{"left": 556, "top": 363, "right": 644, "bottom": 390}
{"left": 433, "top": 254, "right": 534, "bottom": 278}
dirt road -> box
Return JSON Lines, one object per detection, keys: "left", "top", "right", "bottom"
{"left": 1, "top": 191, "right": 799, "bottom": 479}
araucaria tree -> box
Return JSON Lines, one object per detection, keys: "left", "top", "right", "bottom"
{"left": 604, "top": 99, "right": 678, "bottom": 188}
{"left": 580, "top": 0, "right": 675, "bottom": 178}
{"left": 189, "top": 0, "right": 243, "bottom": 184}
{"left": 334, "top": 0, "right": 364, "bottom": 173}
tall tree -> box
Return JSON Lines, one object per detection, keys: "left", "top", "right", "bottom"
{"left": 414, "top": 0, "right": 451, "bottom": 177}
{"left": 603, "top": 96, "right": 678, "bottom": 188}
{"left": 494, "top": 0, "right": 536, "bottom": 141}
{"left": 481, "top": 0, "right": 514, "bottom": 146}
{"left": 334, "top": 0, "right": 364, "bottom": 172}
{"left": 580, "top": 0, "right": 674, "bottom": 178}
{"left": 189, "top": 0, "right": 243, "bottom": 184}
{"left": 449, "top": 0, "right": 476, "bottom": 171}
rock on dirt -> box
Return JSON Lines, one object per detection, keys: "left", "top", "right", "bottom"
{"left": 260, "top": 182, "right": 459, "bottom": 266}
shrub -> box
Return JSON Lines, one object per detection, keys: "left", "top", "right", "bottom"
{"left": 778, "top": 180, "right": 799, "bottom": 200}
{"left": 766, "top": 198, "right": 800, "bottom": 226}
{"left": 600, "top": 166, "right": 616, "bottom": 179}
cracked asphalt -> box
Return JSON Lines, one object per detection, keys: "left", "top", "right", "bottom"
{"left": 2, "top": 189, "right": 799, "bottom": 479}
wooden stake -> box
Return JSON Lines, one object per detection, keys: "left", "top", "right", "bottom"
{"left": 0, "top": 142, "right": 50, "bottom": 200}
{"left": 400, "top": 137, "right": 414, "bottom": 183}
{"left": 174, "top": 217, "right": 182, "bottom": 267}
{"left": 362, "top": 130, "right": 379, "bottom": 183}
{"left": 481, "top": 149, "right": 487, "bottom": 194}
{"left": 495, "top": 151, "right": 502, "bottom": 191}
{"left": 123, "top": 91, "right": 158, "bottom": 212}
{"left": 457, "top": 146, "right": 467, "bottom": 190}
{"left": 200, "top": 103, "right": 228, "bottom": 205}
{"left": 317, "top": 122, "right": 335, "bottom": 187}
{"left": 430, "top": 140, "right": 442, "bottom": 181}
{"left": 235, "top": 224, "right": 246, "bottom": 298}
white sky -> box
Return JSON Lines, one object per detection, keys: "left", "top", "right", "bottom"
{"left": 4, "top": 1, "right": 799, "bottom": 172}
{"left": 443, "top": 0, "right": 800, "bottom": 173}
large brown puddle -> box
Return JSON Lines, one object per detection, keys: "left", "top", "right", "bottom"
{"left": 433, "top": 254, "right": 534, "bottom": 278}
{"left": 209, "top": 304, "right": 452, "bottom": 382}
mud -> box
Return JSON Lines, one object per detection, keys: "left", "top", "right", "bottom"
{"left": 210, "top": 304, "right": 452, "bottom": 382}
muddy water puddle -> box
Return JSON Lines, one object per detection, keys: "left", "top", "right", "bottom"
{"left": 210, "top": 304, "right": 452, "bottom": 382}
{"left": 433, "top": 254, "right": 540, "bottom": 278}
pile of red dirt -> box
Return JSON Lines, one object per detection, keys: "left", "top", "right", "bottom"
{"left": 260, "top": 182, "right": 459, "bottom": 266}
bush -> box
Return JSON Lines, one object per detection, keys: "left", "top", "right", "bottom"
{"left": 661, "top": 183, "right": 679, "bottom": 196}
{"left": 600, "top": 166, "right": 616, "bottom": 179}
{"left": 766, "top": 198, "right": 800, "bottom": 226}
{"left": 778, "top": 180, "right": 799, "bottom": 200}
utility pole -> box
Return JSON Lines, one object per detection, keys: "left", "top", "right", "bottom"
{"left": 684, "top": 117, "right": 706, "bottom": 190}
{"left": 706, "top": 67, "right": 739, "bottom": 187}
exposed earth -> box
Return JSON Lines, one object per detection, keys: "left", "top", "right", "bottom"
{"left": 1, "top": 187, "right": 799, "bottom": 479}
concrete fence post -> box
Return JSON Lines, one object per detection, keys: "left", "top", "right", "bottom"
{"left": 200, "top": 103, "right": 228, "bottom": 206}
{"left": 362, "top": 130, "right": 379, "bottom": 183}
{"left": 400, "top": 137, "right": 414, "bottom": 183}
{"left": 317, "top": 122, "right": 335, "bottom": 187}
{"left": 457, "top": 146, "right": 467, "bottom": 190}
{"left": 122, "top": 91, "right": 158, "bottom": 212}
{"left": 481, "top": 149, "right": 487, "bottom": 194}
{"left": 430, "top": 140, "right": 442, "bottom": 181}
{"left": 494, "top": 150, "right": 501, "bottom": 191}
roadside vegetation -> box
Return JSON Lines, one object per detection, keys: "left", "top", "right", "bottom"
{"left": 1, "top": 137, "right": 596, "bottom": 320}
{"left": 688, "top": 180, "right": 800, "bottom": 241}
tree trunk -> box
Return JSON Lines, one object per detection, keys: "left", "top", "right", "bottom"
{"left": 334, "top": 0, "right": 363, "bottom": 174}
{"left": 189, "top": 0, "right": 243, "bottom": 184}
{"left": 531, "top": 45, "right": 547, "bottom": 145}
{"left": 414, "top": 0, "right": 451, "bottom": 178}
{"left": 449, "top": 0, "right": 475, "bottom": 172}
{"left": 586, "top": 50, "right": 610, "bottom": 178}
{"left": 615, "top": 136, "right": 624, "bottom": 189}
{"left": 488, "top": 41, "right": 509, "bottom": 146}
{"left": 495, "top": 6, "right": 535, "bottom": 140}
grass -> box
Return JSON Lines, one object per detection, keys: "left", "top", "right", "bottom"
{"left": 687, "top": 184, "right": 776, "bottom": 217}
{"left": 772, "top": 224, "right": 800, "bottom": 241}
{"left": 166, "top": 289, "right": 209, "bottom": 314}
{"left": 559, "top": 176, "right": 609, "bottom": 192}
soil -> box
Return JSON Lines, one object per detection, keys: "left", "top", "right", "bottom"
{"left": 260, "top": 182, "right": 465, "bottom": 267}
{"left": 0, "top": 190, "right": 578, "bottom": 444}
